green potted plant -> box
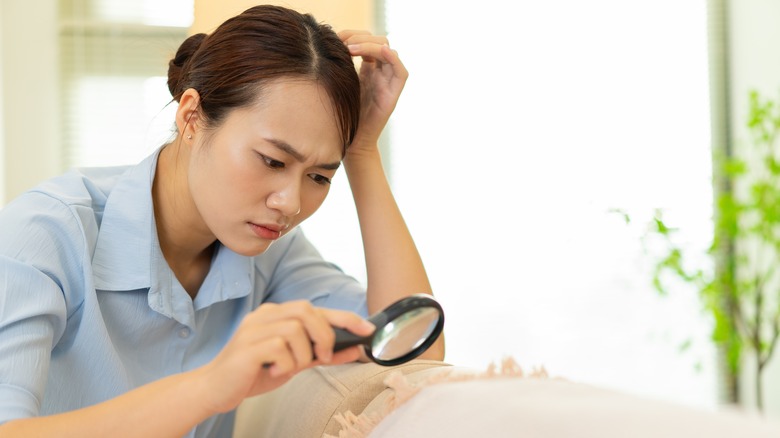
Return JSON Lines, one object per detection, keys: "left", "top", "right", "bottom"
{"left": 628, "top": 90, "right": 780, "bottom": 411}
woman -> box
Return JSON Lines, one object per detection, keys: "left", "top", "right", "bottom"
{"left": 0, "top": 5, "right": 443, "bottom": 437}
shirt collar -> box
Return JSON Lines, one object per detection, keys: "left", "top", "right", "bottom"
{"left": 91, "top": 151, "right": 158, "bottom": 291}
{"left": 91, "top": 150, "right": 253, "bottom": 324}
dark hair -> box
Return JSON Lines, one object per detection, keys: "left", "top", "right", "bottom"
{"left": 167, "top": 5, "right": 360, "bottom": 150}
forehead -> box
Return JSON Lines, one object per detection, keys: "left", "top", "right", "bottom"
{"left": 237, "top": 79, "right": 343, "bottom": 158}
{"left": 254, "top": 78, "right": 334, "bottom": 109}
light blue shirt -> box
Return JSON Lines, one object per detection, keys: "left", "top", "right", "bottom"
{"left": 0, "top": 150, "right": 367, "bottom": 437}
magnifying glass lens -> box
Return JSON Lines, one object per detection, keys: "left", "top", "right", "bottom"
{"left": 371, "top": 307, "right": 441, "bottom": 361}
{"left": 330, "top": 294, "right": 444, "bottom": 366}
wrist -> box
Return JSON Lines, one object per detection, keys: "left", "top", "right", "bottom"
{"left": 182, "top": 366, "right": 224, "bottom": 418}
{"left": 344, "top": 145, "right": 381, "bottom": 167}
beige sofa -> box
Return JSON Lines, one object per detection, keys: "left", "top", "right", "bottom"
{"left": 233, "top": 360, "right": 450, "bottom": 437}
{"left": 233, "top": 360, "right": 780, "bottom": 438}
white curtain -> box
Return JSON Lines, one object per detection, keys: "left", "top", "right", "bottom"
{"left": 307, "top": 0, "right": 717, "bottom": 409}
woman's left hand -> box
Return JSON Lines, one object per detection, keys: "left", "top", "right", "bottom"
{"left": 339, "top": 30, "right": 408, "bottom": 156}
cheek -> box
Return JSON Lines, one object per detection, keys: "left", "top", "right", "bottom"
{"left": 222, "top": 147, "right": 258, "bottom": 188}
{"left": 190, "top": 145, "right": 263, "bottom": 214}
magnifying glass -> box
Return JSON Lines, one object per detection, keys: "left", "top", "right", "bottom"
{"left": 332, "top": 294, "right": 444, "bottom": 366}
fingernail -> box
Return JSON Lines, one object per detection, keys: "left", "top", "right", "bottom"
{"left": 361, "top": 320, "right": 376, "bottom": 333}
{"left": 348, "top": 44, "right": 360, "bottom": 51}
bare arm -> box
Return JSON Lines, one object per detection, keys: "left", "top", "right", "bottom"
{"left": 0, "top": 370, "right": 211, "bottom": 437}
{"left": 340, "top": 32, "right": 445, "bottom": 361}
{"left": 0, "top": 303, "right": 373, "bottom": 437}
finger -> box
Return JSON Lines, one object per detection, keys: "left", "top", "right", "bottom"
{"left": 338, "top": 29, "right": 372, "bottom": 43}
{"left": 245, "top": 302, "right": 281, "bottom": 323}
{"left": 285, "top": 301, "right": 339, "bottom": 363}
{"left": 321, "top": 308, "right": 375, "bottom": 337}
{"left": 261, "top": 337, "right": 296, "bottom": 377}
{"left": 331, "top": 345, "right": 363, "bottom": 364}
{"left": 341, "top": 34, "right": 389, "bottom": 48}
{"left": 247, "top": 301, "right": 334, "bottom": 363}
{"left": 251, "top": 301, "right": 330, "bottom": 332}
{"left": 350, "top": 44, "right": 408, "bottom": 82}
{"left": 269, "top": 319, "right": 316, "bottom": 369}
{"left": 311, "top": 345, "right": 363, "bottom": 367}
{"left": 246, "top": 302, "right": 373, "bottom": 365}
{"left": 380, "top": 45, "right": 409, "bottom": 82}
{"left": 382, "top": 46, "right": 409, "bottom": 87}
{"left": 348, "top": 43, "right": 392, "bottom": 63}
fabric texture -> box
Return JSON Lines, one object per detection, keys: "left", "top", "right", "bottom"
{"left": 329, "top": 358, "right": 537, "bottom": 437}
{"left": 362, "top": 370, "right": 780, "bottom": 438}
{"left": 0, "top": 149, "right": 368, "bottom": 438}
{"left": 232, "top": 360, "right": 450, "bottom": 438}
{"left": 234, "top": 359, "right": 780, "bottom": 438}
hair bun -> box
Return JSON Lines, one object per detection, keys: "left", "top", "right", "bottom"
{"left": 167, "top": 33, "right": 207, "bottom": 99}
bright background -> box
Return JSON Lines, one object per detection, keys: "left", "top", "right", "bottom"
{"left": 304, "top": 0, "right": 717, "bottom": 409}
{"left": 5, "top": 0, "right": 780, "bottom": 417}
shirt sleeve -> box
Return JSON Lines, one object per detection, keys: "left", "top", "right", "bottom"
{"left": 0, "top": 192, "right": 84, "bottom": 424}
{"left": 258, "top": 228, "right": 368, "bottom": 317}
{"left": 0, "top": 257, "right": 67, "bottom": 423}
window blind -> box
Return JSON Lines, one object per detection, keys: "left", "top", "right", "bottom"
{"left": 58, "top": 0, "right": 190, "bottom": 168}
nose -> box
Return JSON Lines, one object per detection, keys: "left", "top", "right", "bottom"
{"left": 267, "top": 183, "right": 302, "bottom": 218}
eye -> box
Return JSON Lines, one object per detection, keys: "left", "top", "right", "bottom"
{"left": 258, "top": 153, "right": 285, "bottom": 169}
{"left": 309, "top": 173, "right": 332, "bottom": 186}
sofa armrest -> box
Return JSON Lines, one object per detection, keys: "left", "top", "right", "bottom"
{"left": 232, "top": 359, "right": 450, "bottom": 438}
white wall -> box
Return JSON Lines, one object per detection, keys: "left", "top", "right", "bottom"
{"left": 192, "top": 0, "right": 374, "bottom": 34}
{"left": 382, "top": 0, "right": 718, "bottom": 410}
{"left": 0, "top": 0, "right": 60, "bottom": 204}
{"left": 728, "top": 0, "right": 780, "bottom": 418}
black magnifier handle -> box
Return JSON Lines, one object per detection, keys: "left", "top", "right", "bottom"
{"left": 332, "top": 327, "right": 372, "bottom": 352}
{"left": 332, "top": 310, "right": 390, "bottom": 351}
{"left": 262, "top": 330, "right": 368, "bottom": 369}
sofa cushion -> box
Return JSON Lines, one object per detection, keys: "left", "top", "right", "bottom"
{"left": 340, "top": 365, "right": 780, "bottom": 438}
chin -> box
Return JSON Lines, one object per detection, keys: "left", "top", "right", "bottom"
{"left": 223, "top": 239, "right": 274, "bottom": 257}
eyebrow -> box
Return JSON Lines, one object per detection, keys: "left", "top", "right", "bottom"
{"left": 266, "top": 138, "right": 341, "bottom": 170}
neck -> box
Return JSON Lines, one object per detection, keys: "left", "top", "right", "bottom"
{"left": 153, "top": 140, "right": 216, "bottom": 297}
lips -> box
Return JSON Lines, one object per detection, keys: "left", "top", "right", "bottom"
{"left": 248, "top": 222, "right": 283, "bottom": 240}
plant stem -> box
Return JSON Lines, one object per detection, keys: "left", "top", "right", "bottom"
{"left": 757, "top": 358, "right": 764, "bottom": 412}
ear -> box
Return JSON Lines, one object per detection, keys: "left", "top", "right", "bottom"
{"left": 175, "top": 88, "right": 202, "bottom": 141}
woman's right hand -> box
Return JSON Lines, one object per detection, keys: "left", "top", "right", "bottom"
{"left": 0, "top": 302, "right": 374, "bottom": 438}
{"left": 197, "top": 301, "right": 375, "bottom": 414}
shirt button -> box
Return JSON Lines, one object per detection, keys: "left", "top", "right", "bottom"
{"left": 178, "top": 327, "right": 191, "bottom": 339}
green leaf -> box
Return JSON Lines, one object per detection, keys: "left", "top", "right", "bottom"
{"left": 653, "top": 217, "right": 676, "bottom": 235}
{"left": 607, "top": 208, "right": 631, "bottom": 225}
{"left": 723, "top": 158, "right": 748, "bottom": 177}
{"left": 765, "top": 156, "right": 780, "bottom": 176}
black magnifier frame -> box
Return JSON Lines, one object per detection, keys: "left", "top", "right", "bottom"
{"left": 332, "top": 294, "right": 445, "bottom": 366}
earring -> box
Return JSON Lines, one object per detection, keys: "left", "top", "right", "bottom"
{"left": 187, "top": 134, "right": 192, "bottom": 140}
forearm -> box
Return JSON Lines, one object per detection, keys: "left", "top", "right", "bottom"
{"left": 0, "top": 368, "right": 213, "bottom": 438}
{"left": 344, "top": 148, "right": 430, "bottom": 309}
{"left": 344, "top": 148, "right": 445, "bottom": 360}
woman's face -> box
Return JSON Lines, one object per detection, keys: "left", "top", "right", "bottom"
{"left": 188, "top": 79, "right": 343, "bottom": 256}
